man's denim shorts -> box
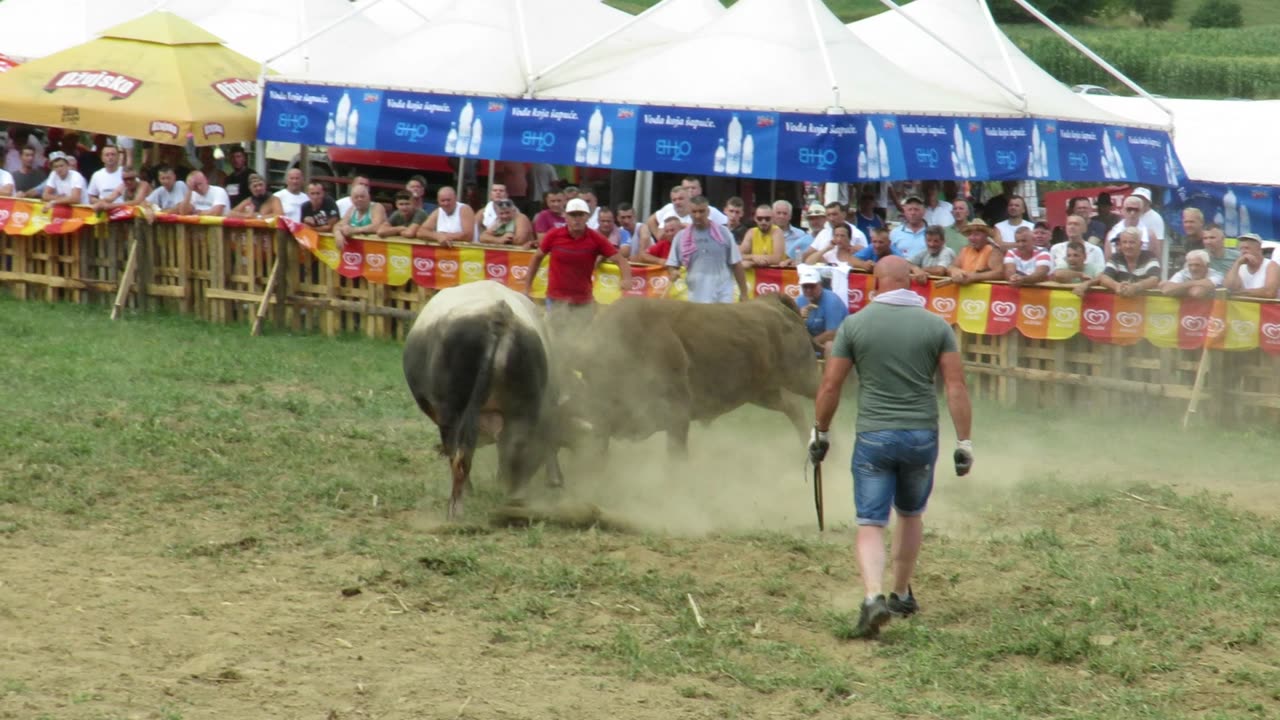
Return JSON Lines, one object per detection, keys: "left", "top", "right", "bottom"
{"left": 851, "top": 429, "right": 939, "bottom": 526}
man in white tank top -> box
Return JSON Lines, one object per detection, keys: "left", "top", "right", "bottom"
{"left": 418, "top": 186, "right": 476, "bottom": 248}
{"left": 1225, "top": 234, "right": 1280, "bottom": 299}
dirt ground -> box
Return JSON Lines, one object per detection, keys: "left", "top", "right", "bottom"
{"left": 3, "top": 422, "right": 1277, "bottom": 720}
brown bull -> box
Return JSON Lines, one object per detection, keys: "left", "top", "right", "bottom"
{"left": 572, "top": 293, "right": 820, "bottom": 453}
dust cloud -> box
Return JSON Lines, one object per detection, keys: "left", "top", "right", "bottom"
{"left": 523, "top": 399, "right": 1280, "bottom": 538}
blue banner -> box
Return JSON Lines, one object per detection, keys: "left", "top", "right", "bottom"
{"left": 502, "top": 100, "right": 637, "bottom": 169}
{"left": 1168, "top": 183, "right": 1279, "bottom": 241}
{"left": 1125, "top": 127, "right": 1184, "bottom": 188}
{"left": 257, "top": 80, "right": 1187, "bottom": 187}
{"left": 634, "top": 108, "right": 779, "bottom": 179}
{"left": 776, "top": 113, "right": 862, "bottom": 183}
{"left": 375, "top": 93, "right": 505, "bottom": 158}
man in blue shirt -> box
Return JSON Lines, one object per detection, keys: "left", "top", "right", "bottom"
{"left": 852, "top": 227, "right": 906, "bottom": 272}
{"left": 795, "top": 265, "right": 848, "bottom": 357}
{"left": 890, "top": 194, "right": 928, "bottom": 257}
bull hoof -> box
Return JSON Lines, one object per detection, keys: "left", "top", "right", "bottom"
{"left": 447, "top": 497, "right": 463, "bottom": 520}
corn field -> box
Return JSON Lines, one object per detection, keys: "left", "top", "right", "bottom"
{"left": 1005, "top": 26, "right": 1280, "bottom": 99}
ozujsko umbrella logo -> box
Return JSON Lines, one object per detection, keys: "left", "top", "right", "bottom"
{"left": 44, "top": 70, "right": 142, "bottom": 99}
{"left": 212, "top": 78, "right": 259, "bottom": 106}
{"left": 149, "top": 120, "right": 180, "bottom": 139}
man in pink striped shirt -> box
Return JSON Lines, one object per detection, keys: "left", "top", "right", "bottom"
{"left": 1003, "top": 227, "right": 1051, "bottom": 286}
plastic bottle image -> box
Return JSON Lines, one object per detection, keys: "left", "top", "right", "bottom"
{"left": 1222, "top": 188, "right": 1238, "bottom": 236}
{"left": 346, "top": 107, "right": 359, "bottom": 146}
{"left": 965, "top": 139, "right": 976, "bottom": 177}
{"left": 713, "top": 138, "right": 726, "bottom": 174}
{"left": 586, "top": 107, "right": 603, "bottom": 166}
{"left": 866, "top": 121, "right": 879, "bottom": 179}
{"left": 574, "top": 130, "right": 587, "bottom": 164}
{"left": 1213, "top": 210, "right": 1226, "bottom": 229}
{"left": 601, "top": 125, "right": 614, "bottom": 166}
{"left": 469, "top": 117, "right": 483, "bottom": 155}
{"left": 741, "top": 133, "right": 755, "bottom": 175}
{"left": 1238, "top": 203, "right": 1251, "bottom": 236}
{"left": 726, "top": 114, "right": 743, "bottom": 175}
{"left": 1038, "top": 136, "right": 1049, "bottom": 177}
{"left": 324, "top": 113, "right": 336, "bottom": 145}
{"left": 445, "top": 122, "right": 458, "bottom": 154}
{"left": 877, "top": 137, "right": 890, "bottom": 178}
{"left": 334, "top": 92, "right": 351, "bottom": 146}
{"left": 457, "top": 101, "right": 474, "bottom": 156}
{"left": 951, "top": 148, "right": 963, "bottom": 177}
{"left": 857, "top": 146, "right": 868, "bottom": 179}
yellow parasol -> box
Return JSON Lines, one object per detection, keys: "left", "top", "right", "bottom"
{"left": 0, "top": 11, "right": 265, "bottom": 145}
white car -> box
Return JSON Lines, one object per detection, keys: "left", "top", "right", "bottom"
{"left": 1070, "top": 84, "right": 1115, "bottom": 96}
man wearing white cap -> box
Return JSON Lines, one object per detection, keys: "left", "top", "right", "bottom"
{"left": 525, "top": 197, "right": 631, "bottom": 333}
{"left": 805, "top": 202, "right": 828, "bottom": 239}
{"left": 1129, "top": 187, "right": 1165, "bottom": 242}
{"left": 41, "top": 151, "right": 87, "bottom": 205}
{"left": 795, "top": 265, "right": 848, "bottom": 357}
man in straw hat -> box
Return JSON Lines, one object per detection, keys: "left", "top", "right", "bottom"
{"left": 945, "top": 220, "right": 1004, "bottom": 285}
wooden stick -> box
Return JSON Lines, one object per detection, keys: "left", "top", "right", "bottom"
{"left": 1118, "top": 490, "right": 1172, "bottom": 511}
{"left": 686, "top": 593, "right": 706, "bottom": 629}
{"left": 1182, "top": 346, "right": 1212, "bottom": 430}
{"left": 110, "top": 234, "right": 139, "bottom": 320}
{"left": 250, "top": 255, "right": 284, "bottom": 337}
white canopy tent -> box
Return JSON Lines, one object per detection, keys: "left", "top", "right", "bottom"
{"left": 1084, "top": 96, "right": 1280, "bottom": 186}
{"left": 847, "top": 0, "right": 1150, "bottom": 127}
{"left": 533, "top": 0, "right": 1019, "bottom": 116}
{"left": 268, "top": 0, "right": 632, "bottom": 97}
{"left": 0, "top": 0, "right": 384, "bottom": 75}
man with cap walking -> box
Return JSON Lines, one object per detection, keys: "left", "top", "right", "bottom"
{"left": 525, "top": 197, "right": 632, "bottom": 338}
{"left": 808, "top": 256, "right": 974, "bottom": 638}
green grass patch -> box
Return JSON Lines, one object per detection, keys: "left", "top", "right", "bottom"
{"left": 3, "top": 297, "right": 1280, "bottom": 718}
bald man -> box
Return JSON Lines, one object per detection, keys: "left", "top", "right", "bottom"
{"left": 810, "top": 255, "right": 973, "bottom": 639}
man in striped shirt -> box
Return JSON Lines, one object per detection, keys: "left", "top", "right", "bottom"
{"left": 1003, "top": 227, "right": 1051, "bottom": 286}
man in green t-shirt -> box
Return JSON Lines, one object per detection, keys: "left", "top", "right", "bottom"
{"left": 809, "top": 256, "right": 973, "bottom": 639}
{"left": 376, "top": 190, "right": 430, "bottom": 239}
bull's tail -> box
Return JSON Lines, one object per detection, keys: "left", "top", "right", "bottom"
{"left": 448, "top": 302, "right": 512, "bottom": 467}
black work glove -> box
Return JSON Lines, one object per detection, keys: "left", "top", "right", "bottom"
{"left": 808, "top": 426, "right": 830, "bottom": 464}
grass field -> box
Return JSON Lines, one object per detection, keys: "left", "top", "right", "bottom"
{"left": 2, "top": 296, "right": 1279, "bottom": 718}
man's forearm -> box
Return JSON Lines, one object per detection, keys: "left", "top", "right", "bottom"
{"left": 946, "top": 382, "right": 972, "bottom": 441}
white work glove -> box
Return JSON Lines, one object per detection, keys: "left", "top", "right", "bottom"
{"left": 954, "top": 439, "right": 974, "bottom": 476}
{"left": 808, "top": 426, "right": 830, "bottom": 464}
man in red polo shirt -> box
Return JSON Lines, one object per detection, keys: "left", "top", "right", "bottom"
{"left": 525, "top": 197, "right": 632, "bottom": 337}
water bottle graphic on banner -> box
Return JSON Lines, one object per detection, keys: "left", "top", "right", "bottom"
{"left": 445, "top": 122, "right": 458, "bottom": 154}
{"left": 1222, "top": 189, "right": 1239, "bottom": 236}
{"left": 574, "top": 130, "right": 587, "bottom": 164}
{"left": 586, "top": 107, "right": 603, "bottom": 166}
{"left": 741, "top": 133, "right": 754, "bottom": 175}
{"left": 335, "top": 92, "right": 351, "bottom": 146}
{"left": 601, "top": 125, "right": 614, "bottom": 166}
{"left": 346, "top": 108, "right": 359, "bottom": 146}
{"left": 725, "top": 114, "right": 743, "bottom": 174}
{"left": 1238, "top": 203, "right": 1251, "bottom": 236}
{"left": 857, "top": 146, "right": 868, "bottom": 179}
{"left": 877, "top": 137, "right": 890, "bottom": 178}
{"left": 469, "top": 117, "right": 483, "bottom": 156}
{"left": 457, "top": 101, "right": 474, "bottom": 156}
{"left": 324, "top": 113, "right": 336, "bottom": 145}
{"left": 713, "top": 139, "right": 726, "bottom": 174}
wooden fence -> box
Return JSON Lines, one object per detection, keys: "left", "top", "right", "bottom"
{"left": 3, "top": 221, "right": 1279, "bottom": 424}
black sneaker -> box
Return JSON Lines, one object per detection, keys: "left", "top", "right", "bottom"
{"left": 888, "top": 587, "right": 919, "bottom": 617}
{"left": 852, "top": 595, "right": 892, "bottom": 638}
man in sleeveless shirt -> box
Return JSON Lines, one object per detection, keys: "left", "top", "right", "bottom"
{"left": 418, "top": 187, "right": 476, "bottom": 248}
{"left": 809, "top": 256, "right": 973, "bottom": 639}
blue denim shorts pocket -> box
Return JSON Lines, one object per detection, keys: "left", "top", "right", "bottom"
{"left": 851, "top": 429, "right": 939, "bottom": 526}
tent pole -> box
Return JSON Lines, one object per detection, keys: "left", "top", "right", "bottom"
{"left": 978, "top": 0, "right": 1027, "bottom": 112}
{"left": 532, "top": 0, "right": 679, "bottom": 90}
{"left": 875, "top": 0, "right": 1028, "bottom": 110}
{"left": 1008, "top": 0, "right": 1174, "bottom": 127}
{"left": 804, "top": 0, "right": 840, "bottom": 109}
{"left": 487, "top": 160, "right": 495, "bottom": 201}
{"left": 456, "top": 158, "right": 466, "bottom": 203}
{"left": 514, "top": 0, "right": 536, "bottom": 96}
